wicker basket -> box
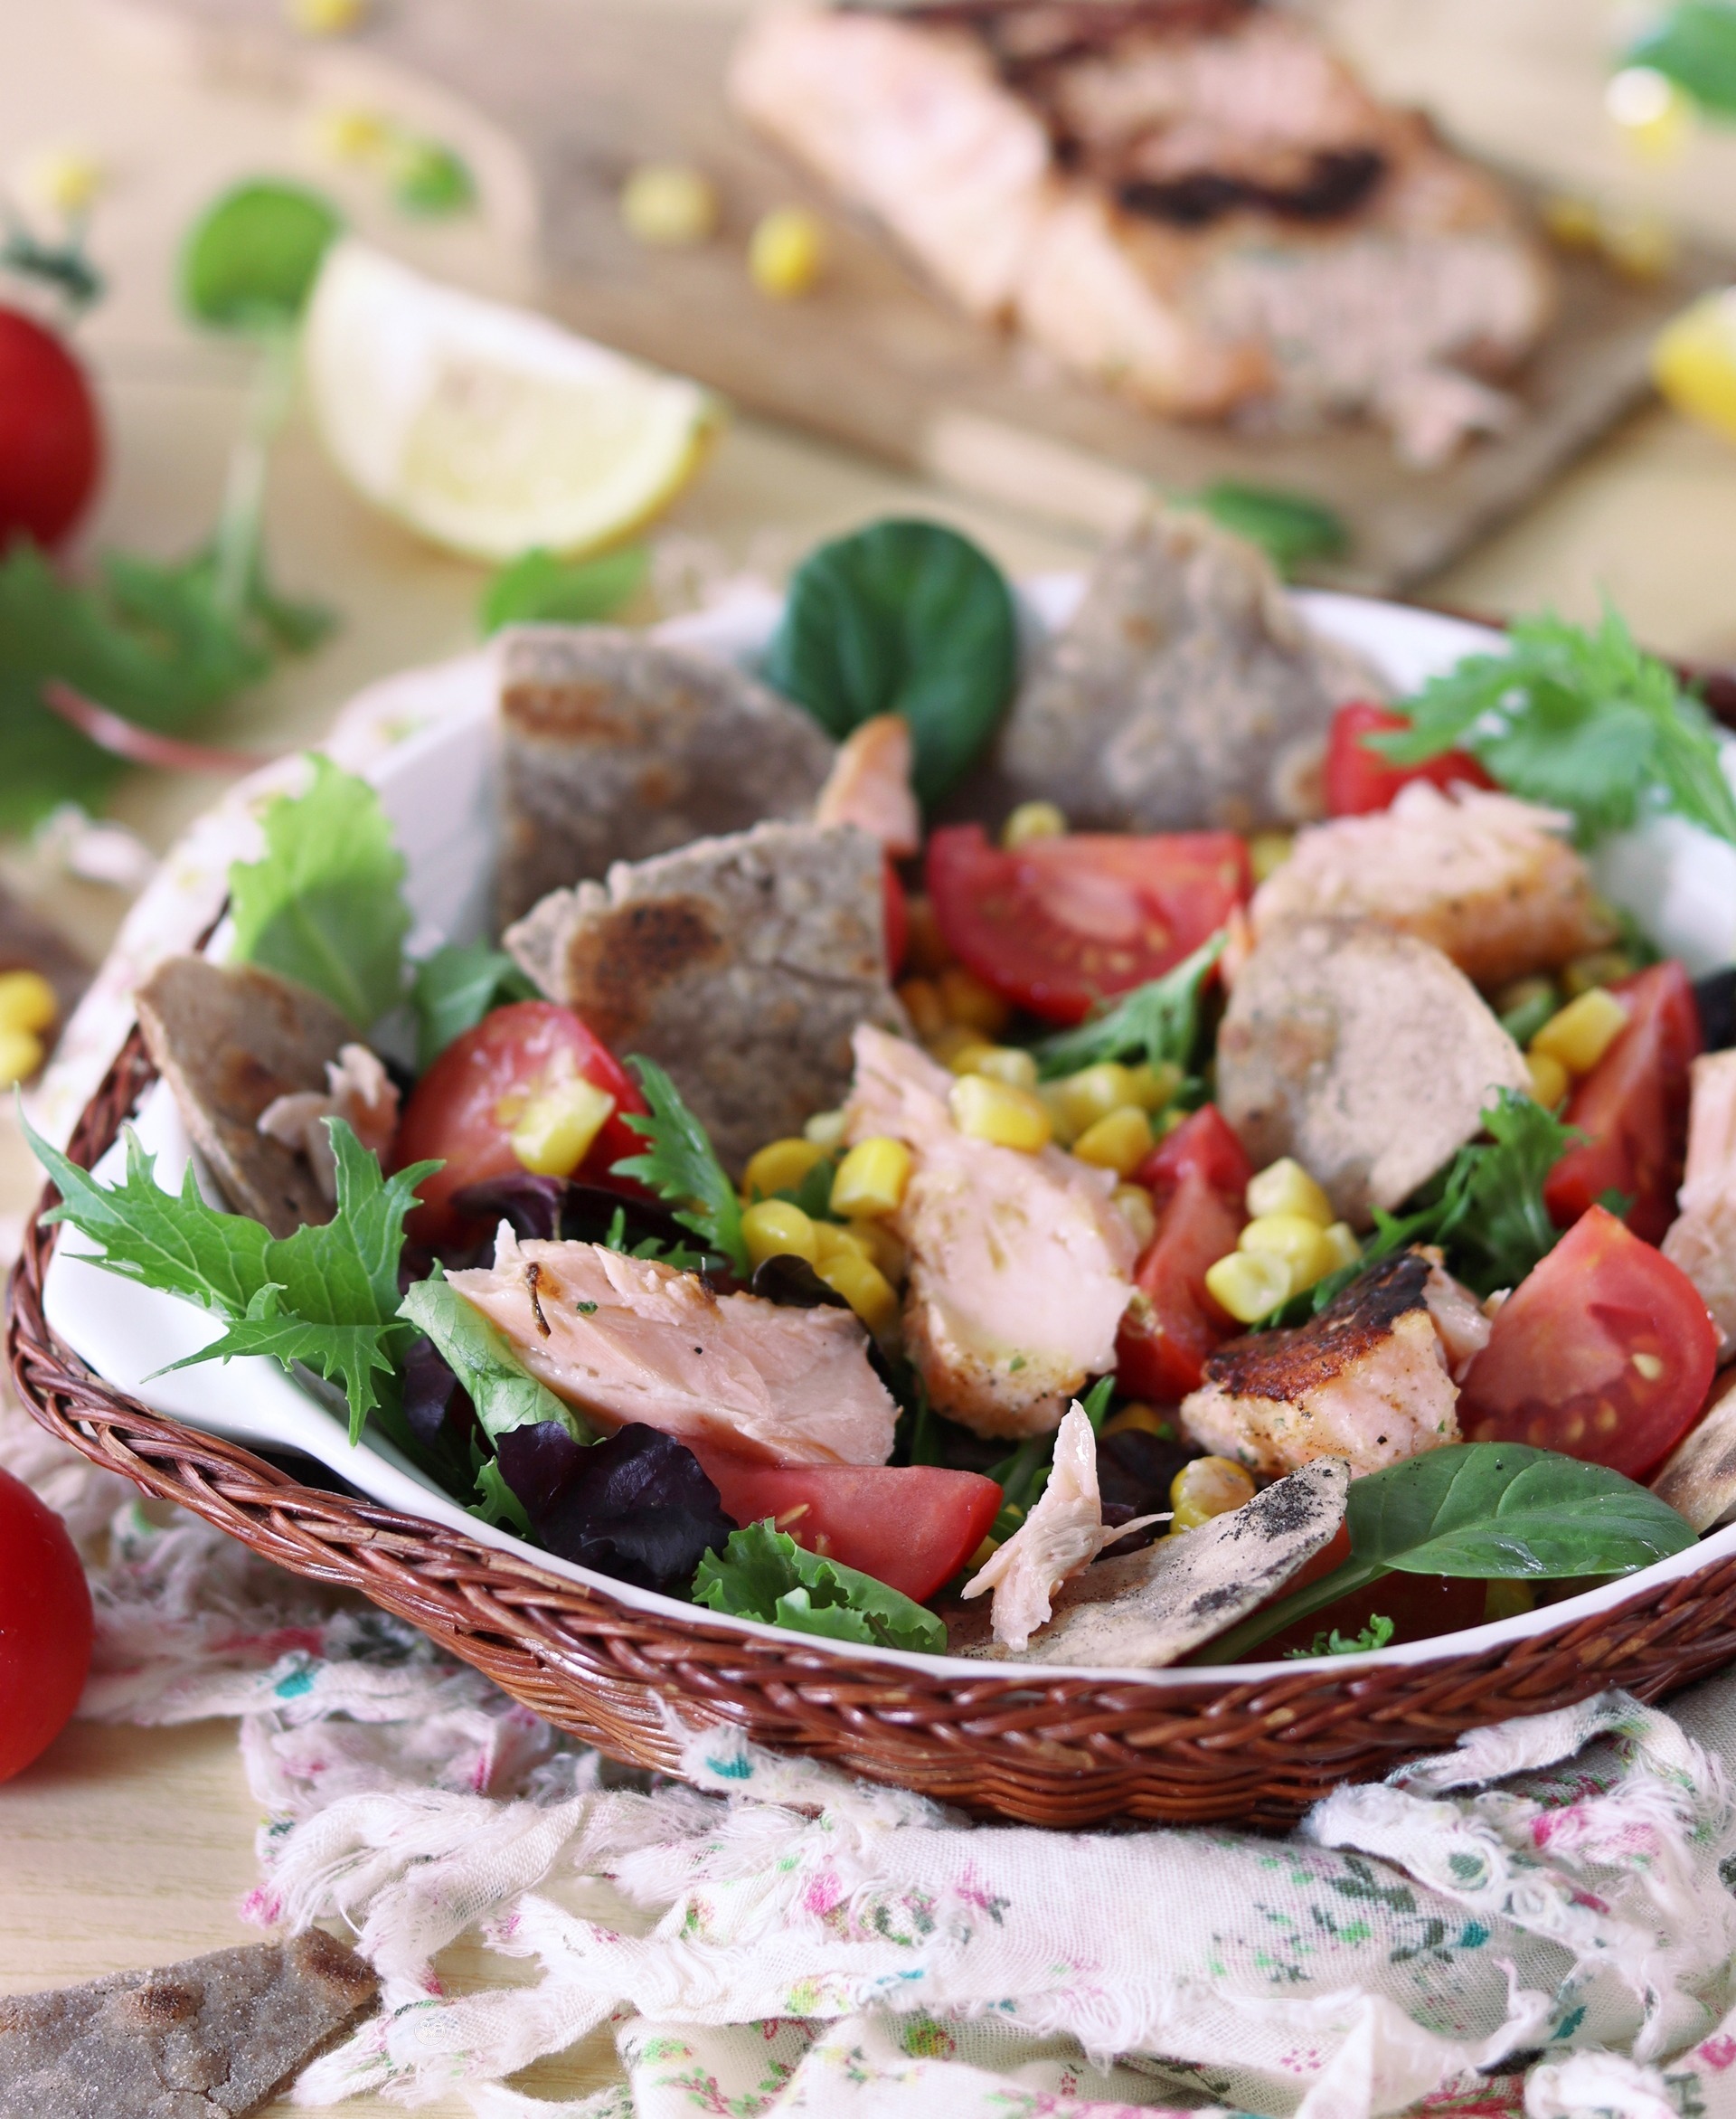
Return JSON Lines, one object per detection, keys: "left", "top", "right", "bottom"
{"left": 14, "top": 1026, "right": 1736, "bottom": 1829}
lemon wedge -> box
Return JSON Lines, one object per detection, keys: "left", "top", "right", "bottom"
{"left": 1652, "top": 289, "right": 1736, "bottom": 446}
{"left": 302, "top": 241, "right": 719, "bottom": 561}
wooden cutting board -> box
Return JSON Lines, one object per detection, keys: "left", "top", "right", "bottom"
{"left": 138, "top": 0, "right": 1729, "bottom": 591}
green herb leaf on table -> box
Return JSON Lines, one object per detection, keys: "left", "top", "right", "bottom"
{"left": 1033, "top": 932, "right": 1226, "bottom": 1082}
{"left": 610, "top": 1058, "right": 750, "bottom": 1278}
{"left": 181, "top": 180, "right": 342, "bottom": 333}
{"left": 1184, "top": 483, "right": 1349, "bottom": 576}
{"left": 32, "top": 1114, "right": 433, "bottom": 1442}
{"left": 693, "top": 1520, "right": 946, "bottom": 1653}
{"left": 1197, "top": 1443, "right": 1695, "bottom": 1664}
{"left": 229, "top": 756, "right": 412, "bottom": 1031}
{"left": 763, "top": 519, "right": 1018, "bottom": 808}
{"left": 478, "top": 545, "right": 648, "bottom": 635}
{"left": 401, "top": 1267, "right": 583, "bottom": 1443}
{"left": 1285, "top": 1614, "right": 1396, "bottom": 1659}
{"left": 1369, "top": 608, "right": 1736, "bottom": 848}
{"left": 1627, "top": 4, "right": 1736, "bottom": 118}
{"left": 388, "top": 137, "right": 476, "bottom": 218}
{"left": 410, "top": 941, "right": 537, "bottom": 1070}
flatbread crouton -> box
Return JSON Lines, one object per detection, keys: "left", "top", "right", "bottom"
{"left": 505, "top": 820, "right": 904, "bottom": 1172}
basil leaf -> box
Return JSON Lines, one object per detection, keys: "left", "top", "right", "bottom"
{"left": 1196, "top": 1443, "right": 1695, "bottom": 1663}
{"left": 763, "top": 519, "right": 1017, "bottom": 806}
{"left": 1185, "top": 483, "right": 1348, "bottom": 575}
{"left": 1627, "top": 4, "right": 1736, "bottom": 118}
{"left": 410, "top": 941, "right": 537, "bottom": 1069}
{"left": 693, "top": 1519, "right": 945, "bottom": 1653}
{"left": 181, "top": 181, "right": 342, "bottom": 333}
{"left": 478, "top": 545, "right": 647, "bottom": 635}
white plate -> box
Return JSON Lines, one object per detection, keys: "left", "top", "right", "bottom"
{"left": 40, "top": 584, "right": 1736, "bottom": 1681}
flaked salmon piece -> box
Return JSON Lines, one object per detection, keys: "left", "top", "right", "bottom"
{"left": 448, "top": 1230, "right": 899, "bottom": 1466}
{"left": 728, "top": 6, "right": 1054, "bottom": 321}
{"left": 1419, "top": 1248, "right": 1493, "bottom": 1381}
{"left": 814, "top": 714, "right": 921, "bottom": 858}
{"left": 1664, "top": 1051, "right": 1736, "bottom": 1357}
{"left": 845, "top": 1025, "right": 1137, "bottom": 1439}
{"left": 259, "top": 1044, "right": 400, "bottom": 1206}
{"left": 1181, "top": 1250, "right": 1462, "bottom": 1478}
{"left": 962, "top": 1401, "right": 1163, "bottom": 1651}
{"left": 1250, "top": 782, "right": 1614, "bottom": 991}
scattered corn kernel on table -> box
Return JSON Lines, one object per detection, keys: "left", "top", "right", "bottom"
{"left": 4, "top": 0, "right": 1736, "bottom": 2112}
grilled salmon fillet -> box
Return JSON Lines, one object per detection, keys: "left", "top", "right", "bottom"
{"left": 1181, "top": 1250, "right": 1463, "bottom": 1477}
{"left": 448, "top": 1231, "right": 899, "bottom": 1465}
{"left": 1250, "top": 782, "right": 1615, "bottom": 991}
{"left": 845, "top": 1025, "right": 1137, "bottom": 1439}
{"left": 1664, "top": 1051, "right": 1736, "bottom": 1357}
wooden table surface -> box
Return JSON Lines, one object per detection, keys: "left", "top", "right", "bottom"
{"left": 3, "top": 1, "right": 1736, "bottom": 2111}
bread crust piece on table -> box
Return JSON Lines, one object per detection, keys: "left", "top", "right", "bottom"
{"left": 0, "top": 1931, "right": 377, "bottom": 2119}
{"left": 134, "top": 957, "right": 354, "bottom": 1239}
{"left": 494, "top": 627, "right": 836, "bottom": 929}
{"left": 505, "top": 819, "right": 906, "bottom": 1174}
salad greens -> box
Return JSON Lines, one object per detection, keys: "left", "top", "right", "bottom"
{"left": 33, "top": 1113, "right": 434, "bottom": 1443}
{"left": 611, "top": 1057, "right": 751, "bottom": 1279}
{"left": 478, "top": 545, "right": 647, "bottom": 635}
{"left": 693, "top": 1520, "right": 946, "bottom": 1653}
{"left": 410, "top": 941, "right": 537, "bottom": 1070}
{"left": 764, "top": 519, "right": 1018, "bottom": 807}
{"left": 1370, "top": 608, "right": 1736, "bottom": 848}
{"left": 1184, "top": 483, "right": 1348, "bottom": 575}
{"left": 1198, "top": 1444, "right": 1697, "bottom": 1663}
{"left": 180, "top": 180, "right": 341, "bottom": 333}
{"left": 229, "top": 756, "right": 413, "bottom": 1030}
{"left": 401, "top": 1268, "right": 580, "bottom": 1443}
{"left": 1627, "top": 4, "right": 1736, "bottom": 118}
{"left": 1033, "top": 932, "right": 1225, "bottom": 1082}
{"left": 1286, "top": 1616, "right": 1396, "bottom": 1659}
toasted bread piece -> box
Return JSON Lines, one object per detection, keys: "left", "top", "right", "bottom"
{"left": 505, "top": 820, "right": 903, "bottom": 1173}
{"left": 495, "top": 628, "right": 835, "bottom": 926}
{"left": 0, "top": 1931, "right": 376, "bottom": 2119}
{"left": 134, "top": 957, "right": 353, "bottom": 1237}
{"left": 1215, "top": 919, "right": 1531, "bottom": 1227}
{"left": 1663, "top": 1051, "right": 1736, "bottom": 1357}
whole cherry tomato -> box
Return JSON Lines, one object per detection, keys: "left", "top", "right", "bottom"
{"left": 0, "top": 1463, "right": 93, "bottom": 1783}
{"left": 0, "top": 307, "right": 101, "bottom": 550}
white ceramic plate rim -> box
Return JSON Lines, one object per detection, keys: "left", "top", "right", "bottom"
{"left": 40, "top": 578, "right": 1736, "bottom": 1688}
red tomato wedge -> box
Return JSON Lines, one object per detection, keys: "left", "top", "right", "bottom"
{"left": 1324, "top": 702, "right": 1495, "bottom": 817}
{"left": 926, "top": 824, "right": 1250, "bottom": 1026}
{"left": 1544, "top": 961, "right": 1701, "bottom": 1245}
{"left": 1118, "top": 1110, "right": 1251, "bottom": 1402}
{"left": 689, "top": 1452, "right": 1002, "bottom": 1602}
{"left": 1457, "top": 1205, "right": 1717, "bottom": 1480}
{"left": 0, "top": 1464, "right": 93, "bottom": 1783}
{"left": 395, "top": 1001, "right": 649, "bottom": 1246}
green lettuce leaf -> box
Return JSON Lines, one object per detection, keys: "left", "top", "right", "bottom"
{"left": 400, "top": 1267, "right": 582, "bottom": 1443}
{"left": 410, "top": 941, "right": 537, "bottom": 1070}
{"left": 692, "top": 1520, "right": 945, "bottom": 1653}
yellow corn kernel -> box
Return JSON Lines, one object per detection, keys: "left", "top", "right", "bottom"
{"left": 1169, "top": 1455, "right": 1257, "bottom": 1534}
{"left": 1248, "top": 830, "right": 1294, "bottom": 884}
{"left": 976, "top": 1045, "right": 1039, "bottom": 1091}
{"left": 832, "top": 1135, "right": 913, "bottom": 1218}
{"left": 1002, "top": 799, "right": 1067, "bottom": 848}
{"left": 1072, "top": 1104, "right": 1154, "bottom": 1178}
{"left": 743, "top": 1136, "right": 826, "bottom": 1201}
{"left": 897, "top": 977, "right": 948, "bottom": 1042}
{"left": 508, "top": 1078, "right": 616, "bottom": 1178}
{"left": 948, "top": 1074, "right": 1052, "bottom": 1153}
{"left": 1204, "top": 1248, "right": 1292, "bottom": 1324}
{"left": 938, "top": 966, "right": 1011, "bottom": 1038}
{"left": 1602, "top": 205, "right": 1677, "bottom": 280}
{"left": 0, "top": 1027, "right": 43, "bottom": 1086}
{"left": 1038, "top": 1083, "right": 1079, "bottom": 1148}
{"left": 1245, "top": 1157, "right": 1333, "bottom": 1227}
{"left": 816, "top": 1251, "right": 899, "bottom": 1335}
{"left": 741, "top": 1197, "right": 819, "bottom": 1269}
{"left": 1123, "top": 1059, "right": 1183, "bottom": 1113}
{"left": 812, "top": 1220, "right": 873, "bottom": 1269}
{"left": 1526, "top": 1050, "right": 1571, "bottom": 1111}
{"left": 749, "top": 206, "right": 826, "bottom": 298}
{"left": 1531, "top": 987, "right": 1629, "bottom": 1076}
{"left": 846, "top": 1217, "right": 906, "bottom": 1283}
{"left": 0, "top": 970, "right": 57, "bottom": 1036}
{"left": 1240, "top": 1212, "right": 1335, "bottom": 1292}
{"left": 1103, "top": 1401, "right": 1170, "bottom": 1441}
{"left": 902, "top": 894, "right": 954, "bottom": 976}
{"left": 1561, "top": 950, "right": 1635, "bottom": 998}
{"left": 287, "top": 0, "right": 364, "bottom": 33}
{"left": 945, "top": 1039, "right": 997, "bottom": 1077}
{"left": 619, "top": 162, "right": 719, "bottom": 248}
{"left": 803, "top": 1108, "right": 849, "bottom": 1152}
{"left": 1111, "top": 1182, "right": 1157, "bottom": 1252}
{"left": 1320, "top": 1221, "right": 1362, "bottom": 1273}
{"left": 1654, "top": 289, "right": 1736, "bottom": 444}
{"left": 1050, "top": 1062, "right": 1137, "bottom": 1137}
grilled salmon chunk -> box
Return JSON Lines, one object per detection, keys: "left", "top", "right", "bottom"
{"left": 1181, "top": 1250, "right": 1462, "bottom": 1477}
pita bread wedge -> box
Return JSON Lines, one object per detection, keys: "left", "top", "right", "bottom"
{"left": 495, "top": 627, "right": 835, "bottom": 925}
{"left": 505, "top": 819, "right": 905, "bottom": 1172}
{"left": 947, "top": 1456, "right": 1348, "bottom": 1667}
{"left": 0, "top": 1931, "right": 376, "bottom": 2119}
{"left": 135, "top": 957, "right": 354, "bottom": 1238}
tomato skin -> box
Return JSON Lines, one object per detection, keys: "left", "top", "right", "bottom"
{"left": 0, "top": 1465, "right": 93, "bottom": 1783}
{"left": 1544, "top": 961, "right": 1701, "bottom": 1245}
{"left": 0, "top": 308, "right": 101, "bottom": 550}
{"left": 394, "top": 1002, "right": 649, "bottom": 1246}
{"left": 882, "top": 858, "right": 910, "bottom": 978}
{"left": 687, "top": 1452, "right": 1002, "bottom": 1602}
{"left": 1458, "top": 1205, "right": 1718, "bottom": 1480}
{"left": 926, "top": 825, "right": 1250, "bottom": 1026}
{"left": 1135, "top": 1103, "right": 1253, "bottom": 1203}
{"left": 1324, "top": 702, "right": 1495, "bottom": 817}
